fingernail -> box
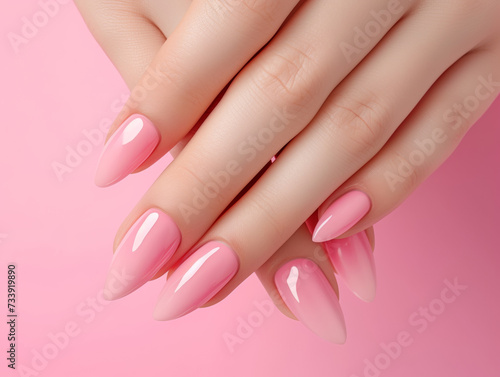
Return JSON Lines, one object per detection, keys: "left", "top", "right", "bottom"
{"left": 103, "top": 209, "right": 181, "bottom": 300}
{"left": 95, "top": 114, "right": 160, "bottom": 187}
{"left": 324, "top": 231, "right": 376, "bottom": 302}
{"left": 274, "top": 258, "right": 346, "bottom": 343}
{"left": 153, "top": 241, "right": 239, "bottom": 321}
{"left": 313, "top": 191, "right": 371, "bottom": 242}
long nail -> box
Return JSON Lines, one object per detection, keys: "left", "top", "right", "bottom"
{"left": 153, "top": 241, "right": 239, "bottom": 321}
{"left": 95, "top": 114, "right": 160, "bottom": 187}
{"left": 274, "top": 258, "right": 346, "bottom": 343}
{"left": 324, "top": 231, "right": 376, "bottom": 302}
{"left": 103, "top": 209, "right": 181, "bottom": 300}
{"left": 313, "top": 191, "right": 371, "bottom": 242}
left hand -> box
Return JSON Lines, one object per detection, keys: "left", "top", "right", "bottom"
{"left": 78, "top": 0, "right": 500, "bottom": 341}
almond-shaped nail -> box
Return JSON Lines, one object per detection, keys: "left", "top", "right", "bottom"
{"left": 153, "top": 241, "right": 239, "bottom": 321}
{"left": 103, "top": 209, "right": 181, "bottom": 300}
{"left": 313, "top": 190, "right": 371, "bottom": 242}
{"left": 275, "top": 258, "right": 346, "bottom": 343}
{"left": 95, "top": 114, "right": 160, "bottom": 187}
{"left": 324, "top": 231, "right": 376, "bottom": 302}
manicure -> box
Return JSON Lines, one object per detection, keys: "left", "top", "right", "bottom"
{"left": 313, "top": 190, "right": 371, "bottom": 242}
{"left": 103, "top": 209, "right": 181, "bottom": 300}
{"left": 324, "top": 231, "right": 376, "bottom": 302}
{"left": 274, "top": 258, "right": 346, "bottom": 343}
{"left": 95, "top": 114, "right": 160, "bottom": 187}
{"left": 153, "top": 241, "right": 239, "bottom": 321}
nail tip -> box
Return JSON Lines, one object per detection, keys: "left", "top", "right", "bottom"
{"left": 330, "top": 334, "right": 347, "bottom": 345}
{"left": 94, "top": 179, "right": 110, "bottom": 188}
{"left": 103, "top": 273, "right": 136, "bottom": 301}
{"left": 94, "top": 171, "right": 122, "bottom": 188}
{"left": 94, "top": 170, "right": 112, "bottom": 187}
{"left": 152, "top": 310, "right": 166, "bottom": 321}
{"left": 312, "top": 233, "right": 335, "bottom": 243}
{"left": 103, "top": 276, "right": 117, "bottom": 301}
{"left": 152, "top": 294, "right": 178, "bottom": 321}
{"left": 311, "top": 226, "right": 324, "bottom": 242}
{"left": 152, "top": 306, "right": 181, "bottom": 321}
{"left": 332, "top": 333, "right": 347, "bottom": 345}
{"left": 102, "top": 285, "right": 119, "bottom": 301}
{"left": 103, "top": 293, "right": 118, "bottom": 301}
{"left": 106, "top": 289, "right": 131, "bottom": 301}
{"left": 103, "top": 284, "right": 125, "bottom": 301}
{"left": 312, "top": 226, "right": 343, "bottom": 243}
{"left": 153, "top": 314, "right": 177, "bottom": 322}
{"left": 347, "top": 278, "right": 377, "bottom": 303}
{"left": 153, "top": 292, "right": 199, "bottom": 321}
{"left": 356, "top": 290, "right": 376, "bottom": 303}
{"left": 357, "top": 269, "right": 377, "bottom": 303}
{"left": 366, "top": 285, "right": 377, "bottom": 303}
{"left": 316, "top": 325, "right": 347, "bottom": 344}
{"left": 311, "top": 234, "right": 322, "bottom": 243}
{"left": 364, "top": 284, "right": 377, "bottom": 302}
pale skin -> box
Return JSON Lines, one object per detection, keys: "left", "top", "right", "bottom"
{"left": 75, "top": 0, "right": 500, "bottom": 322}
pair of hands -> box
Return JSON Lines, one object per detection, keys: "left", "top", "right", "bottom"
{"left": 76, "top": 0, "right": 500, "bottom": 343}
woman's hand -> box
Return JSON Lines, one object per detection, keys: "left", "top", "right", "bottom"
{"left": 76, "top": 0, "right": 500, "bottom": 342}
{"left": 76, "top": 0, "right": 374, "bottom": 343}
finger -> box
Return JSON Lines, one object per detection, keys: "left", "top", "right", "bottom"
{"left": 103, "top": 2, "right": 404, "bottom": 298}
{"left": 256, "top": 226, "right": 375, "bottom": 342}
{"left": 142, "top": 0, "right": 192, "bottom": 39}
{"left": 257, "top": 224, "right": 345, "bottom": 343}
{"left": 306, "top": 212, "right": 377, "bottom": 302}
{"left": 76, "top": 1, "right": 207, "bottom": 163}
{"left": 313, "top": 47, "right": 500, "bottom": 241}
{"left": 94, "top": 0, "right": 303, "bottom": 186}
{"left": 150, "top": 7, "right": 481, "bottom": 312}
{"left": 74, "top": 0, "right": 167, "bottom": 87}
{"left": 75, "top": 0, "right": 222, "bottom": 292}
{"left": 150, "top": 153, "right": 271, "bottom": 281}
{"left": 110, "top": 0, "right": 406, "bottom": 284}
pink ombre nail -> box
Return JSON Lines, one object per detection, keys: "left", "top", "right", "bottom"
{"left": 153, "top": 241, "right": 239, "bottom": 321}
{"left": 313, "top": 190, "right": 371, "bottom": 242}
{"left": 95, "top": 114, "right": 160, "bottom": 187}
{"left": 274, "top": 259, "right": 346, "bottom": 343}
{"left": 324, "top": 231, "right": 376, "bottom": 302}
{"left": 103, "top": 209, "right": 181, "bottom": 300}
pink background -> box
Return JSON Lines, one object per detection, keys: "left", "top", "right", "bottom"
{"left": 1, "top": 2, "right": 499, "bottom": 376}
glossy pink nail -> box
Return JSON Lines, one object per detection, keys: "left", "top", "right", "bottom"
{"left": 153, "top": 241, "right": 239, "bottom": 321}
{"left": 313, "top": 190, "right": 371, "bottom": 242}
{"left": 95, "top": 114, "right": 160, "bottom": 187}
{"left": 103, "top": 209, "right": 181, "bottom": 300}
{"left": 324, "top": 231, "right": 376, "bottom": 302}
{"left": 275, "top": 259, "right": 346, "bottom": 343}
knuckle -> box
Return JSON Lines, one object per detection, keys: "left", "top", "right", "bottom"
{"left": 251, "top": 41, "right": 319, "bottom": 111}
{"left": 385, "top": 150, "right": 421, "bottom": 192}
{"left": 172, "top": 163, "right": 228, "bottom": 208}
{"left": 236, "top": 0, "right": 277, "bottom": 22}
{"left": 174, "top": 162, "right": 205, "bottom": 186}
{"left": 420, "top": 0, "right": 497, "bottom": 31}
{"left": 451, "top": 0, "right": 490, "bottom": 14}
{"left": 321, "top": 94, "right": 390, "bottom": 153}
{"left": 152, "top": 53, "right": 205, "bottom": 107}
{"left": 247, "top": 191, "right": 286, "bottom": 240}
{"left": 204, "top": 0, "right": 277, "bottom": 26}
{"left": 442, "top": 120, "right": 468, "bottom": 146}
